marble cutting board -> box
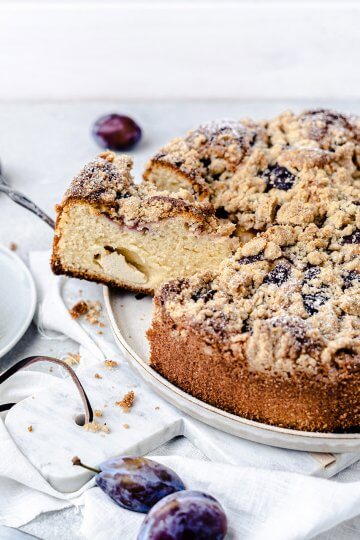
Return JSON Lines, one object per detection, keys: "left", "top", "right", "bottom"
{"left": 5, "top": 355, "right": 359, "bottom": 493}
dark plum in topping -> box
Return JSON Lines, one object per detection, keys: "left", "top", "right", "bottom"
{"left": 342, "top": 230, "right": 360, "bottom": 245}
{"left": 95, "top": 456, "right": 185, "bottom": 513}
{"left": 191, "top": 287, "right": 216, "bottom": 303}
{"left": 343, "top": 270, "right": 360, "bottom": 289}
{"left": 262, "top": 164, "right": 296, "bottom": 191}
{"left": 304, "top": 266, "right": 321, "bottom": 281}
{"left": 92, "top": 114, "right": 142, "bottom": 151}
{"left": 264, "top": 263, "right": 291, "bottom": 286}
{"left": 238, "top": 254, "right": 262, "bottom": 265}
{"left": 137, "top": 490, "right": 227, "bottom": 540}
{"left": 302, "top": 293, "right": 329, "bottom": 315}
{"left": 215, "top": 207, "right": 230, "bottom": 219}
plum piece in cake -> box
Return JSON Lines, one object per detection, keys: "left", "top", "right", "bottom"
{"left": 51, "top": 152, "right": 237, "bottom": 293}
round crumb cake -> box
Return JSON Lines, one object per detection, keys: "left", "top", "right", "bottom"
{"left": 147, "top": 109, "right": 360, "bottom": 432}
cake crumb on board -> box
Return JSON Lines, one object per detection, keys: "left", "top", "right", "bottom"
{"left": 116, "top": 390, "right": 135, "bottom": 412}
{"left": 83, "top": 421, "right": 110, "bottom": 433}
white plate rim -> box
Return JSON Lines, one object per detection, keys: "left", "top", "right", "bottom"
{"left": 104, "top": 287, "right": 360, "bottom": 452}
{"left": 0, "top": 244, "right": 37, "bottom": 359}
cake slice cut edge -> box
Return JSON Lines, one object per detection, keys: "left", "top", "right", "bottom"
{"left": 51, "top": 152, "right": 237, "bottom": 294}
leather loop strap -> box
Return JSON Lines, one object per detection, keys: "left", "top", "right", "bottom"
{"left": 0, "top": 356, "right": 93, "bottom": 423}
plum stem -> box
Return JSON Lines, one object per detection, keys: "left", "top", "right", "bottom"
{"left": 72, "top": 456, "right": 100, "bottom": 474}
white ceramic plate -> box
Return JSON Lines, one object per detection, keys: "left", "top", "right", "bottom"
{"left": 104, "top": 287, "right": 360, "bottom": 453}
{"left": 0, "top": 245, "right": 36, "bottom": 359}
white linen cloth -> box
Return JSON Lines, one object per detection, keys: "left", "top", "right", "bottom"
{"left": 0, "top": 251, "right": 359, "bottom": 539}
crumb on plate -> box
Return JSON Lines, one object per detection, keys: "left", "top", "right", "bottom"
{"left": 69, "top": 300, "right": 89, "bottom": 319}
{"left": 64, "top": 352, "right": 81, "bottom": 366}
{"left": 104, "top": 359, "right": 118, "bottom": 369}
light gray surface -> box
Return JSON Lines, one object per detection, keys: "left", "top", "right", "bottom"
{"left": 1, "top": 100, "right": 359, "bottom": 539}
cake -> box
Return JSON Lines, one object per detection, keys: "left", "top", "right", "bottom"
{"left": 147, "top": 109, "right": 360, "bottom": 432}
{"left": 52, "top": 151, "right": 236, "bottom": 293}
{"left": 52, "top": 109, "right": 360, "bottom": 432}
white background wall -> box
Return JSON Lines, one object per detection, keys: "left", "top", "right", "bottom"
{"left": 0, "top": 1, "right": 359, "bottom": 100}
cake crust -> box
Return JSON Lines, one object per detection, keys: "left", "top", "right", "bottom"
{"left": 148, "top": 311, "right": 359, "bottom": 432}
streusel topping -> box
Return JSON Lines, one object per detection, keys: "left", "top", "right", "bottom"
{"left": 144, "top": 110, "right": 360, "bottom": 234}
{"left": 156, "top": 218, "right": 359, "bottom": 378}
{"left": 62, "top": 151, "right": 235, "bottom": 236}
{"left": 145, "top": 119, "right": 267, "bottom": 197}
{"left": 267, "top": 109, "right": 360, "bottom": 152}
{"left": 63, "top": 151, "right": 137, "bottom": 205}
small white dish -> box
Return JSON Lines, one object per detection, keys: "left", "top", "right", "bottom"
{"left": 104, "top": 287, "right": 360, "bottom": 453}
{"left": 0, "top": 244, "right": 36, "bottom": 359}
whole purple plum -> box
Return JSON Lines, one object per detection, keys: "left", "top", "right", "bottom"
{"left": 95, "top": 456, "right": 185, "bottom": 513}
{"left": 92, "top": 113, "right": 142, "bottom": 150}
{"left": 137, "top": 490, "right": 228, "bottom": 540}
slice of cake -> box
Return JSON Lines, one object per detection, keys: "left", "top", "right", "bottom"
{"left": 52, "top": 151, "right": 236, "bottom": 293}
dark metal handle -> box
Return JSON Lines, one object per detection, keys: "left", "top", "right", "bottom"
{"left": 0, "top": 177, "right": 55, "bottom": 230}
{"left": 0, "top": 356, "right": 93, "bottom": 424}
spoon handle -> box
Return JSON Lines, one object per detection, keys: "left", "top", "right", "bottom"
{"left": 0, "top": 181, "right": 55, "bottom": 229}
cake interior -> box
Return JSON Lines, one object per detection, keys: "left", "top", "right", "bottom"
{"left": 145, "top": 164, "right": 194, "bottom": 194}
{"left": 54, "top": 202, "right": 234, "bottom": 292}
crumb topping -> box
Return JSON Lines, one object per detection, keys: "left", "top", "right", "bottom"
{"left": 63, "top": 152, "right": 136, "bottom": 205}
{"left": 267, "top": 108, "right": 360, "bottom": 152}
{"left": 156, "top": 218, "right": 359, "bottom": 378}
{"left": 144, "top": 110, "right": 360, "bottom": 235}
{"left": 61, "top": 151, "right": 234, "bottom": 236}
{"left": 144, "top": 118, "right": 267, "bottom": 198}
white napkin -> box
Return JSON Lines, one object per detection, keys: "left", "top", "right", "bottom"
{"left": 0, "top": 251, "right": 359, "bottom": 539}
{"left": 81, "top": 456, "right": 360, "bottom": 540}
